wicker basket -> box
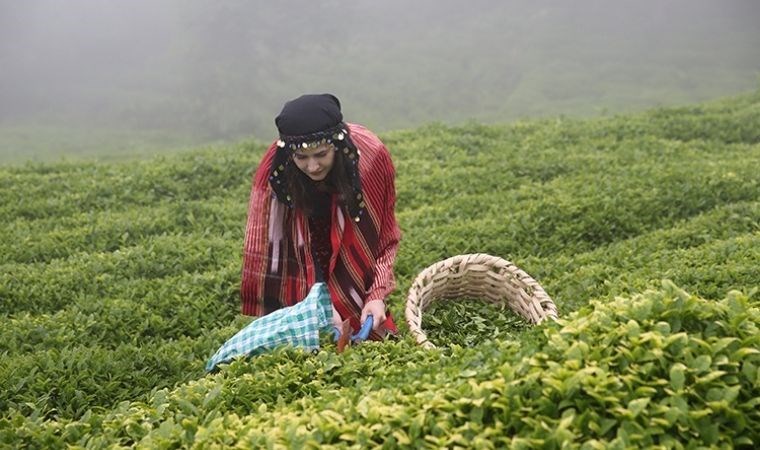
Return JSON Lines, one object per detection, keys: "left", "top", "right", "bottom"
{"left": 405, "top": 253, "right": 558, "bottom": 349}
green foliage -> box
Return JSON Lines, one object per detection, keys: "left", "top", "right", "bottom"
{"left": 0, "top": 125, "right": 212, "bottom": 166}
{"left": 0, "top": 92, "right": 758, "bottom": 447}
{"left": 423, "top": 299, "right": 532, "bottom": 348}
{"left": 2, "top": 284, "right": 758, "bottom": 448}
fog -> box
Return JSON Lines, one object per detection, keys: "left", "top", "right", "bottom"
{"left": 1, "top": 0, "right": 759, "bottom": 160}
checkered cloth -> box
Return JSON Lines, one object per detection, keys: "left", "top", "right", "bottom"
{"left": 206, "top": 282, "right": 333, "bottom": 372}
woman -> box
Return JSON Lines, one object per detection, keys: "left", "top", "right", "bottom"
{"left": 241, "top": 94, "right": 400, "bottom": 340}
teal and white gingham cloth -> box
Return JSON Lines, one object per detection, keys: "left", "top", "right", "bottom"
{"left": 206, "top": 282, "right": 333, "bottom": 372}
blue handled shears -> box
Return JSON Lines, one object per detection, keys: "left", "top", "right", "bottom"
{"left": 332, "top": 315, "right": 373, "bottom": 343}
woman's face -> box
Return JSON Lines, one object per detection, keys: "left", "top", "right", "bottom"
{"left": 292, "top": 143, "right": 336, "bottom": 181}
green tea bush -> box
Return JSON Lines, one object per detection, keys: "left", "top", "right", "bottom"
{"left": 0, "top": 91, "right": 758, "bottom": 446}
{"left": 0, "top": 196, "right": 244, "bottom": 264}
{"left": 2, "top": 283, "right": 757, "bottom": 448}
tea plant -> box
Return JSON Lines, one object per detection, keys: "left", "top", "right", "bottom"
{"left": 0, "top": 90, "right": 758, "bottom": 447}
{"left": 422, "top": 298, "right": 532, "bottom": 348}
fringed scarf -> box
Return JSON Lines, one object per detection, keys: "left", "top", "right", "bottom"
{"left": 241, "top": 123, "right": 400, "bottom": 339}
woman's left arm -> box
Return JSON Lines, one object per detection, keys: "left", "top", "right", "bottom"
{"left": 361, "top": 149, "right": 401, "bottom": 328}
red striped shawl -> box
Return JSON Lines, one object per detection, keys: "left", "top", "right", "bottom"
{"left": 241, "top": 123, "right": 400, "bottom": 338}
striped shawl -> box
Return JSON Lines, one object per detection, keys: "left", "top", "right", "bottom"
{"left": 241, "top": 123, "right": 400, "bottom": 339}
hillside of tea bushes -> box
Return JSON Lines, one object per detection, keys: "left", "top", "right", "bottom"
{"left": 1, "top": 91, "right": 759, "bottom": 448}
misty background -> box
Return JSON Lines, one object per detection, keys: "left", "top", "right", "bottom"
{"left": 1, "top": 0, "right": 759, "bottom": 164}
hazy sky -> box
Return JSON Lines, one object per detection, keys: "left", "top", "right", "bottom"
{"left": 1, "top": 0, "right": 759, "bottom": 145}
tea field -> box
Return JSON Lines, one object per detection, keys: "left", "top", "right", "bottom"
{"left": 0, "top": 90, "right": 758, "bottom": 448}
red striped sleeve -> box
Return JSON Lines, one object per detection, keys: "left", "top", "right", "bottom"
{"left": 240, "top": 142, "right": 278, "bottom": 316}
{"left": 349, "top": 125, "right": 401, "bottom": 305}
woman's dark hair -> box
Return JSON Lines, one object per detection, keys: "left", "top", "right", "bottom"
{"left": 284, "top": 138, "right": 359, "bottom": 217}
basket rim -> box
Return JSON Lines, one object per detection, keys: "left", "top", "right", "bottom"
{"left": 404, "top": 253, "right": 558, "bottom": 349}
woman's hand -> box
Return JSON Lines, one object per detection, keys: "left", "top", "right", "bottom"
{"left": 361, "top": 300, "right": 387, "bottom": 331}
